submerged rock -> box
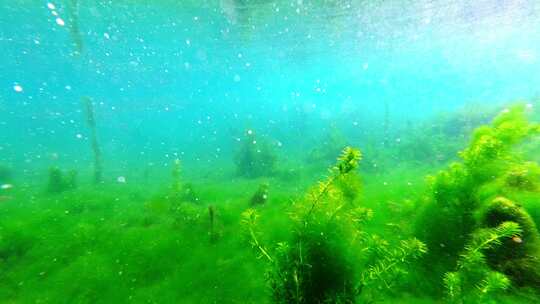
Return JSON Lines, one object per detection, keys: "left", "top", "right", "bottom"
{"left": 250, "top": 183, "right": 269, "bottom": 206}
{"left": 482, "top": 197, "right": 540, "bottom": 287}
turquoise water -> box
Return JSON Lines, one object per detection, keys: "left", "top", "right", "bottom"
{"left": 1, "top": 1, "right": 540, "bottom": 303}
{"left": 3, "top": 1, "right": 540, "bottom": 172}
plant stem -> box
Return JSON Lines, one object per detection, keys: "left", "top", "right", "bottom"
{"left": 248, "top": 226, "right": 273, "bottom": 263}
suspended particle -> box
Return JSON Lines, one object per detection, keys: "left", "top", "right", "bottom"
{"left": 13, "top": 84, "right": 23, "bottom": 92}
{"left": 55, "top": 17, "right": 65, "bottom": 26}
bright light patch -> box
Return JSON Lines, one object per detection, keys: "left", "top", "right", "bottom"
{"left": 13, "top": 84, "right": 23, "bottom": 92}
{"left": 56, "top": 18, "right": 65, "bottom": 26}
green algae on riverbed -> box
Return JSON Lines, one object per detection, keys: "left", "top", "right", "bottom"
{"left": 1, "top": 104, "right": 539, "bottom": 303}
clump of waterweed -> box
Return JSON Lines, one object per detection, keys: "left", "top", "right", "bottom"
{"left": 243, "top": 146, "right": 426, "bottom": 303}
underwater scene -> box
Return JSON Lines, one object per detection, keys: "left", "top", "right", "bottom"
{"left": 2, "top": 1, "right": 540, "bottom": 303}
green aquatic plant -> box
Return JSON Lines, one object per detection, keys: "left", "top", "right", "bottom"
{"left": 335, "top": 170, "right": 362, "bottom": 204}
{"left": 168, "top": 159, "right": 199, "bottom": 205}
{"left": 241, "top": 208, "right": 274, "bottom": 263}
{"left": 415, "top": 103, "right": 540, "bottom": 293}
{"left": 502, "top": 161, "right": 540, "bottom": 191}
{"left": 234, "top": 130, "right": 277, "bottom": 178}
{"left": 443, "top": 221, "right": 521, "bottom": 303}
{"left": 417, "top": 105, "right": 539, "bottom": 246}
{"left": 47, "top": 167, "right": 77, "bottom": 194}
{"left": 82, "top": 97, "right": 103, "bottom": 184}
{"left": 358, "top": 237, "right": 427, "bottom": 302}
{"left": 243, "top": 147, "right": 426, "bottom": 303}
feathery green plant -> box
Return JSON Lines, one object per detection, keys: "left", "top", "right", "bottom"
{"left": 360, "top": 238, "right": 427, "bottom": 291}
{"left": 416, "top": 104, "right": 540, "bottom": 291}
{"left": 243, "top": 146, "right": 426, "bottom": 303}
{"left": 443, "top": 222, "right": 521, "bottom": 303}
{"left": 241, "top": 208, "right": 274, "bottom": 263}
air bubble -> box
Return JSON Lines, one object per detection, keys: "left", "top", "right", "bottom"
{"left": 13, "top": 84, "right": 23, "bottom": 92}
{"left": 55, "top": 18, "right": 65, "bottom": 26}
